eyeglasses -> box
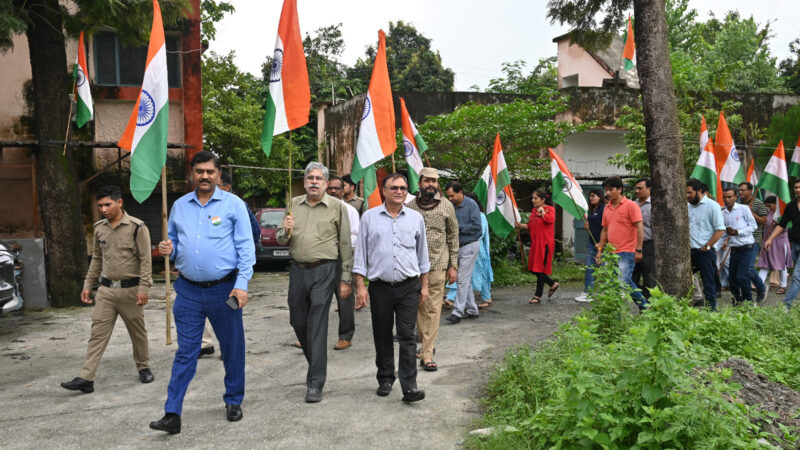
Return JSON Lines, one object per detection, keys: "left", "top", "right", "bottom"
{"left": 327, "top": 186, "right": 342, "bottom": 190}
{"left": 306, "top": 175, "right": 325, "bottom": 181}
{"left": 386, "top": 185, "right": 408, "bottom": 192}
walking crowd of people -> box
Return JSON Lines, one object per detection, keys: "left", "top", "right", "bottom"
{"left": 58, "top": 154, "right": 797, "bottom": 434}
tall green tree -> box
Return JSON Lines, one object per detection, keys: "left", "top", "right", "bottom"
{"left": 483, "top": 58, "right": 558, "bottom": 95}
{"left": 548, "top": 0, "right": 691, "bottom": 297}
{"left": 417, "top": 92, "right": 593, "bottom": 187}
{"left": 348, "top": 21, "right": 455, "bottom": 92}
{"left": 779, "top": 38, "right": 800, "bottom": 95}
{"left": 0, "top": 0, "right": 190, "bottom": 306}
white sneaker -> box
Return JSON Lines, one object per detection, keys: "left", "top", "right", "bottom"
{"left": 575, "top": 293, "right": 590, "bottom": 303}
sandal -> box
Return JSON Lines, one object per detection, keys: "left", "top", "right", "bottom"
{"left": 548, "top": 282, "right": 560, "bottom": 297}
{"left": 442, "top": 300, "right": 454, "bottom": 309}
{"left": 777, "top": 288, "right": 786, "bottom": 295}
{"left": 478, "top": 299, "right": 493, "bottom": 308}
{"left": 421, "top": 360, "right": 438, "bottom": 372}
{"left": 529, "top": 297, "right": 541, "bottom": 304}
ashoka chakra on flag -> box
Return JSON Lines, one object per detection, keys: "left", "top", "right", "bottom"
{"left": 137, "top": 90, "right": 156, "bottom": 126}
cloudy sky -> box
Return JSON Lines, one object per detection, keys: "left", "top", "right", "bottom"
{"left": 208, "top": 0, "right": 800, "bottom": 91}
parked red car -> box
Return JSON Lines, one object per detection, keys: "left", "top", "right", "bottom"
{"left": 255, "top": 208, "right": 291, "bottom": 264}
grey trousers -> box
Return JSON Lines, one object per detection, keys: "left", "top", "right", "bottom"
{"left": 453, "top": 240, "right": 480, "bottom": 318}
{"left": 288, "top": 261, "right": 337, "bottom": 390}
{"left": 333, "top": 262, "right": 355, "bottom": 341}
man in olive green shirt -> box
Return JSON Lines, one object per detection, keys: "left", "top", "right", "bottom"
{"left": 277, "top": 162, "right": 353, "bottom": 403}
{"left": 407, "top": 168, "right": 459, "bottom": 372}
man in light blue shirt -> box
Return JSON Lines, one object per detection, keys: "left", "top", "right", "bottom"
{"left": 687, "top": 179, "right": 726, "bottom": 310}
{"left": 721, "top": 187, "right": 757, "bottom": 305}
{"left": 150, "top": 151, "right": 255, "bottom": 434}
{"left": 354, "top": 173, "right": 430, "bottom": 403}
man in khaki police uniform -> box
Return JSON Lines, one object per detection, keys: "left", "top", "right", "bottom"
{"left": 278, "top": 162, "right": 353, "bottom": 403}
{"left": 407, "top": 168, "right": 459, "bottom": 372}
{"left": 61, "top": 185, "right": 153, "bottom": 393}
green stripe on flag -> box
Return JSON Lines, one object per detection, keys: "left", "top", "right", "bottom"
{"left": 486, "top": 210, "right": 514, "bottom": 239}
{"left": 351, "top": 153, "right": 367, "bottom": 184}
{"left": 76, "top": 96, "right": 92, "bottom": 129}
{"left": 414, "top": 134, "right": 428, "bottom": 154}
{"left": 261, "top": 94, "right": 277, "bottom": 157}
{"left": 552, "top": 173, "right": 585, "bottom": 220}
{"left": 130, "top": 106, "right": 168, "bottom": 203}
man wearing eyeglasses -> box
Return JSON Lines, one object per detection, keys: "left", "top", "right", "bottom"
{"left": 353, "top": 173, "right": 430, "bottom": 403}
{"left": 277, "top": 162, "right": 353, "bottom": 403}
{"left": 325, "top": 175, "right": 360, "bottom": 351}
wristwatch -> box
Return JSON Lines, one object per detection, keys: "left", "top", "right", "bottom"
{"left": 704, "top": 244, "right": 711, "bottom": 251}
{"left": 342, "top": 280, "right": 352, "bottom": 285}
{"left": 635, "top": 248, "right": 644, "bottom": 253}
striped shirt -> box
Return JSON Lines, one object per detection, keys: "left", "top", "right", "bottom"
{"left": 407, "top": 195, "right": 459, "bottom": 271}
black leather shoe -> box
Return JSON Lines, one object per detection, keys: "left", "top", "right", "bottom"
{"left": 199, "top": 346, "right": 215, "bottom": 357}
{"left": 376, "top": 383, "right": 392, "bottom": 397}
{"left": 402, "top": 388, "right": 425, "bottom": 403}
{"left": 226, "top": 404, "right": 243, "bottom": 422}
{"left": 444, "top": 313, "right": 461, "bottom": 324}
{"left": 61, "top": 377, "right": 94, "bottom": 393}
{"left": 305, "top": 388, "right": 322, "bottom": 403}
{"left": 139, "top": 368, "right": 154, "bottom": 383}
{"left": 149, "top": 413, "right": 181, "bottom": 434}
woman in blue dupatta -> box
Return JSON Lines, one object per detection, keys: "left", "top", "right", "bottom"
{"left": 445, "top": 193, "right": 494, "bottom": 308}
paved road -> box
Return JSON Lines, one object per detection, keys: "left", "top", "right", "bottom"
{"left": 0, "top": 270, "right": 588, "bottom": 449}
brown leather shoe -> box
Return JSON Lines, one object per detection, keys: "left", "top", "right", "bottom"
{"left": 333, "top": 339, "right": 351, "bottom": 350}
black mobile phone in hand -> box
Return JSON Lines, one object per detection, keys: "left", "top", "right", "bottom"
{"left": 226, "top": 295, "right": 239, "bottom": 310}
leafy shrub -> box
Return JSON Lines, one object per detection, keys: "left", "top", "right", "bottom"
{"left": 471, "top": 249, "right": 800, "bottom": 449}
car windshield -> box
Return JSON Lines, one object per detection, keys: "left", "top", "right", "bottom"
{"left": 259, "top": 211, "right": 283, "bottom": 229}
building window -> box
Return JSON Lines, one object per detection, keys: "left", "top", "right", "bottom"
{"left": 562, "top": 74, "right": 579, "bottom": 88}
{"left": 94, "top": 32, "right": 181, "bottom": 88}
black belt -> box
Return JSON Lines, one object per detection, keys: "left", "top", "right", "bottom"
{"left": 372, "top": 276, "right": 419, "bottom": 287}
{"left": 294, "top": 259, "right": 335, "bottom": 269}
{"left": 99, "top": 277, "right": 139, "bottom": 288}
{"left": 731, "top": 244, "right": 754, "bottom": 251}
{"left": 179, "top": 270, "right": 237, "bottom": 288}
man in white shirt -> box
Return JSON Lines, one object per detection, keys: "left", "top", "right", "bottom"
{"left": 326, "top": 175, "right": 360, "bottom": 350}
{"left": 721, "top": 187, "right": 757, "bottom": 305}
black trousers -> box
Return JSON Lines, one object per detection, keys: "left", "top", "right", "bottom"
{"left": 633, "top": 240, "right": 657, "bottom": 298}
{"left": 368, "top": 278, "right": 420, "bottom": 393}
{"left": 333, "top": 261, "right": 355, "bottom": 341}
{"left": 534, "top": 273, "right": 555, "bottom": 297}
{"left": 288, "top": 261, "right": 337, "bottom": 390}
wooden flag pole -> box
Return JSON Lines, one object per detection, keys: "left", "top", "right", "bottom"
{"left": 161, "top": 166, "right": 172, "bottom": 345}
{"left": 391, "top": 152, "right": 396, "bottom": 173}
{"left": 62, "top": 84, "right": 76, "bottom": 156}
{"left": 287, "top": 131, "right": 293, "bottom": 238}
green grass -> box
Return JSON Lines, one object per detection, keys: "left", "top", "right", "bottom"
{"left": 469, "top": 249, "right": 800, "bottom": 449}
{"left": 493, "top": 258, "right": 585, "bottom": 287}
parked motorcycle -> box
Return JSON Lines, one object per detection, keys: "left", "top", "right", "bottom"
{"left": 0, "top": 241, "right": 23, "bottom": 314}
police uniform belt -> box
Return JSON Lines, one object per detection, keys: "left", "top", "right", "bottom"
{"left": 98, "top": 276, "right": 140, "bottom": 289}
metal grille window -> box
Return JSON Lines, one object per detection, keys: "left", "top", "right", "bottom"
{"left": 93, "top": 32, "right": 181, "bottom": 88}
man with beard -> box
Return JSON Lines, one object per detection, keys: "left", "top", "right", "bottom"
{"left": 277, "top": 162, "right": 353, "bottom": 403}
{"left": 687, "top": 178, "right": 726, "bottom": 310}
{"left": 407, "top": 168, "right": 459, "bottom": 372}
{"left": 150, "top": 151, "right": 255, "bottom": 433}
{"left": 342, "top": 174, "right": 367, "bottom": 216}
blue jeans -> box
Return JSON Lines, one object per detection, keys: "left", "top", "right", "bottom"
{"left": 784, "top": 243, "right": 800, "bottom": 309}
{"left": 748, "top": 243, "right": 765, "bottom": 294}
{"left": 584, "top": 242, "right": 598, "bottom": 292}
{"left": 618, "top": 252, "right": 646, "bottom": 310}
{"left": 729, "top": 245, "right": 754, "bottom": 304}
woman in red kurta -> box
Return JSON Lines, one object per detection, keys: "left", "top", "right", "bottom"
{"left": 517, "top": 190, "right": 558, "bottom": 303}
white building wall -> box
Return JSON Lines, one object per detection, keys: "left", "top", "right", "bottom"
{"left": 554, "top": 130, "right": 629, "bottom": 256}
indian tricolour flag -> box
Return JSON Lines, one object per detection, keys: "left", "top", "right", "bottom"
{"left": 622, "top": 16, "right": 635, "bottom": 70}
{"left": 549, "top": 148, "right": 589, "bottom": 220}
{"left": 118, "top": 0, "right": 168, "bottom": 204}
{"left": 474, "top": 134, "right": 521, "bottom": 239}
{"left": 690, "top": 140, "right": 718, "bottom": 200}
{"left": 260, "top": 0, "right": 310, "bottom": 157}
{"left": 700, "top": 115, "right": 709, "bottom": 150}
{"left": 351, "top": 30, "right": 395, "bottom": 184}
{"left": 73, "top": 31, "right": 92, "bottom": 128}
{"left": 715, "top": 111, "right": 745, "bottom": 184}
{"left": 788, "top": 135, "right": 800, "bottom": 178}
{"left": 758, "top": 140, "right": 791, "bottom": 216}
{"left": 400, "top": 98, "right": 427, "bottom": 193}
